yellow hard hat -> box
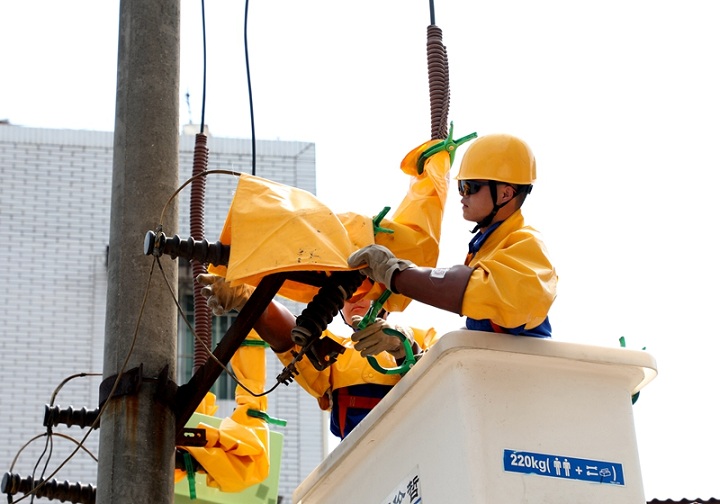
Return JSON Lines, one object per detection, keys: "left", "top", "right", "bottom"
{"left": 456, "top": 134, "right": 536, "bottom": 185}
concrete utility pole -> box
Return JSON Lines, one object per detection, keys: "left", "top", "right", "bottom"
{"left": 96, "top": 0, "right": 181, "bottom": 502}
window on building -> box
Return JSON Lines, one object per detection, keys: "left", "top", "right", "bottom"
{"left": 177, "top": 292, "right": 238, "bottom": 401}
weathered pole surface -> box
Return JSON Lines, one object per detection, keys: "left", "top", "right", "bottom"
{"left": 97, "top": 0, "right": 180, "bottom": 502}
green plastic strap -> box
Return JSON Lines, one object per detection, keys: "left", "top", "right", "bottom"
{"left": 183, "top": 452, "right": 197, "bottom": 500}
{"left": 357, "top": 289, "right": 393, "bottom": 330}
{"left": 366, "top": 330, "right": 417, "bottom": 375}
{"left": 372, "top": 206, "right": 394, "bottom": 235}
{"left": 357, "top": 291, "right": 416, "bottom": 375}
{"left": 416, "top": 122, "right": 478, "bottom": 174}
{"left": 247, "top": 409, "right": 288, "bottom": 427}
{"left": 240, "top": 339, "right": 270, "bottom": 347}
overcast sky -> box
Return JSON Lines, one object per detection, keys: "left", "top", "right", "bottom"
{"left": 2, "top": 0, "right": 719, "bottom": 500}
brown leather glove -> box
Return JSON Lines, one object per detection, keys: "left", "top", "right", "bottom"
{"left": 196, "top": 274, "right": 255, "bottom": 316}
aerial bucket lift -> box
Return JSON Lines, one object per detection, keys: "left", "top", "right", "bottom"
{"left": 293, "top": 332, "right": 657, "bottom": 504}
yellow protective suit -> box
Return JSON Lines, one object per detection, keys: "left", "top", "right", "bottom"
{"left": 462, "top": 209, "right": 557, "bottom": 330}
{"left": 175, "top": 332, "right": 271, "bottom": 493}
{"left": 208, "top": 139, "right": 450, "bottom": 313}
{"left": 275, "top": 326, "right": 439, "bottom": 410}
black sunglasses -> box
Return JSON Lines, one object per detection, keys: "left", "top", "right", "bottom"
{"left": 458, "top": 180, "right": 490, "bottom": 196}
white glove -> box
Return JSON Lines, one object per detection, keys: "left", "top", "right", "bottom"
{"left": 347, "top": 245, "right": 415, "bottom": 291}
{"left": 350, "top": 315, "right": 415, "bottom": 359}
{"left": 196, "top": 273, "right": 255, "bottom": 316}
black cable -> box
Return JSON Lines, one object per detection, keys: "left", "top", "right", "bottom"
{"left": 243, "top": 0, "right": 257, "bottom": 175}
{"left": 27, "top": 432, "right": 51, "bottom": 504}
{"left": 49, "top": 373, "right": 102, "bottom": 407}
{"left": 199, "top": 0, "right": 207, "bottom": 134}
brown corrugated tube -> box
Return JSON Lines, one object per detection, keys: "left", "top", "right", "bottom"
{"left": 426, "top": 24, "right": 450, "bottom": 140}
{"left": 190, "top": 133, "right": 212, "bottom": 373}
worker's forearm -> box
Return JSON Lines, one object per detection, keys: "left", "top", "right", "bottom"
{"left": 253, "top": 300, "right": 297, "bottom": 353}
{"left": 392, "top": 265, "right": 473, "bottom": 314}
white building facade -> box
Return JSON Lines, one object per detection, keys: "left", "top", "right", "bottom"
{"left": 0, "top": 124, "right": 325, "bottom": 502}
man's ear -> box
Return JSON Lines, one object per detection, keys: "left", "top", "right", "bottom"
{"left": 499, "top": 184, "right": 517, "bottom": 203}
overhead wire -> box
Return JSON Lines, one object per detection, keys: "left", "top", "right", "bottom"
{"left": 178, "top": 0, "right": 272, "bottom": 394}
{"left": 27, "top": 430, "right": 50, "bottom": 504}
{"left": 9, "top": 432, "right": 98, "bottom": 471}
{"left": 199, "top": 0, "right": 207, "bottom": 134}
{"left": 186, "top": 0, "right": 261, "bottom": 376}
{"left": 243, "top": 0, "right": 256, "bottom": 175}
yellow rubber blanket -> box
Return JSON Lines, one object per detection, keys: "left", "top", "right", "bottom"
{"left": 210, "top": 139, "right": 450, "bottom": 313}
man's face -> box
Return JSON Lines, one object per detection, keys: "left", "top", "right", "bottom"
{"left": 342, "top": 297, "right": 372, "bottom": 321}
{"left": 459, "top": 180, "right": 493, "bottom": 223}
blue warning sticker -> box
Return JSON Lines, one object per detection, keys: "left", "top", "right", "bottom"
{"left": 503, "top": 449, "right": 624, "bottom": 485}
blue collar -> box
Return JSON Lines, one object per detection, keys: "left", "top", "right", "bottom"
{"left": 468, "top": 221, "right": 503, "bottom": 254}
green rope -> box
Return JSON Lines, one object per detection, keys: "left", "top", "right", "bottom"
{"left": 183, "top": 452, "right": 197, "bottom": 500}
{"left": 248, "top": 409, "right": 287, "bottom": 427}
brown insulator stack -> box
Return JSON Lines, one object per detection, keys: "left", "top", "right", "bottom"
{"left": 190, "top": 133, "right": 212, "bottom": 373}
{"left": 2, "top": 472, "right": 96, "bottom": 504}
{"left": 426, "top": 24, "right": 451, "bottom": 140}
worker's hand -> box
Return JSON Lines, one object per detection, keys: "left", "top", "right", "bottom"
{"left": 196, "top": 273, "right": 255, "bottom": 316}
{"left": 350, "top": 316, "right": 415, "bottom": 360}
{"left": 347, "top": 245, "right": 415, "bottom": 292}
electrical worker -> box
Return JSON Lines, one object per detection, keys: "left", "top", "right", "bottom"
{"left": 196, "top": 274, "right": 438, "bottom": 439}
{"left": 347, "top": 133, "right": 557, "bottom": 346}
